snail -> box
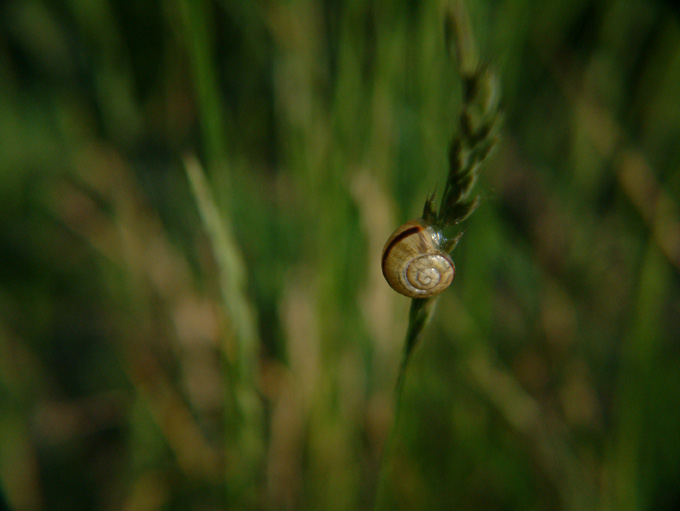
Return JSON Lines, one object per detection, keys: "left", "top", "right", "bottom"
{"left": 381, "top": 219, "right": 455, "bottom": 298}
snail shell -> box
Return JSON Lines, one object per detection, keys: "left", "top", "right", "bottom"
{"left": 381, "top": 220, "right": 455, "bottom": 298}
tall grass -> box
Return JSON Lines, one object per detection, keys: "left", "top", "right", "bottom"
{"left": 1, "top": 0, "right": 680, "bottom": 510}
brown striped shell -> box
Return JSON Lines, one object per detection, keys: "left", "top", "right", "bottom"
{"left": 381, "top": 220, "right": 455, "bottom": 298}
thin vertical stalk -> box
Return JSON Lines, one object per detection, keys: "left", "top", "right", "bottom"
{"left": 374, "top": 1, "right": 501, "bottom": 507}
{"left": 185, "top": 156, "right": 263, "bottom": 507}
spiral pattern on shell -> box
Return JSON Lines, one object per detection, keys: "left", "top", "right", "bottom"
{"left": 381, "top": 220, "right": 455, "bottom": 298}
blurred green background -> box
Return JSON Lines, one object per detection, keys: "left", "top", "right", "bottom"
{"left": 2, "top": 0, "right": 680, "bottom": 510}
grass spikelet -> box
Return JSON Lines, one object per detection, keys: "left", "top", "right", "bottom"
{"left": 184, "top": 155, "right": 263, "bottom": 504}
{"left": 375, "top": 1, "right": 502, "bottom": 506}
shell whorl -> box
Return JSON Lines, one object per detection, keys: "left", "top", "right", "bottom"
{"left": 381, "top": 220, "right": 455, "bottom": 298}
